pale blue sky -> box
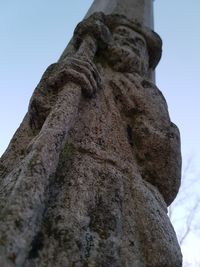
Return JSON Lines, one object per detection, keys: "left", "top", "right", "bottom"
{"left": 0, "top": 1, "right": 200, "bottom": 264}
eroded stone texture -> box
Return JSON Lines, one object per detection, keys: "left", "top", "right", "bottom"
{"left": 0, "top": 13, "right": 182, "bottom": 267}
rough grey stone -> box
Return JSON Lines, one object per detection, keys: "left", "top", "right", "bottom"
{"left": 0, "top": 13, "right": 182, "bottom": 267}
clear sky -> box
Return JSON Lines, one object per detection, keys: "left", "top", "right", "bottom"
{"left": 0, "top": 1, "right": 200, "bottom": 265}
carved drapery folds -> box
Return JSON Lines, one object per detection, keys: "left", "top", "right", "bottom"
{"left": 0, "top": 13, "right": 182, "bottom": 267}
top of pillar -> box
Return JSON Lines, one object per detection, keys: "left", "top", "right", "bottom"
{"left": 85, "top": 0, "right": 154, "bottom": 29}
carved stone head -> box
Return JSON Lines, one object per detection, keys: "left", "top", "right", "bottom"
{"left": 104, "top": 14, "right": 162, "bottom": 73}
{"left": 73, "top": 12, "right": 162, "bottom": 76}
{"left": 104, "top": 24, "right": 149, "bottom": 75}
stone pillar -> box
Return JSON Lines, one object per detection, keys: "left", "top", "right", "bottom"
{"left": 85, "top": 0, "right": 154, "bottom": 29}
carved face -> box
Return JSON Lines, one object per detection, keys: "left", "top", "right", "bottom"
{"left": 106, "top": 25, "right": 149, "bottom": 75}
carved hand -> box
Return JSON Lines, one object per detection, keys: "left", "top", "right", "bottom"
{"left": 47, "top": 56, "right": 102, "bottom": 98}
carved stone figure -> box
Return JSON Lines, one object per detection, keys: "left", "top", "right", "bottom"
{"left": 0, "top": 13, "right": 182, "bottom": 267}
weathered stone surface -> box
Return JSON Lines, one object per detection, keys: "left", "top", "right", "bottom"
{"left": 0, "top": 12, "right": 182, "bottom": 267}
